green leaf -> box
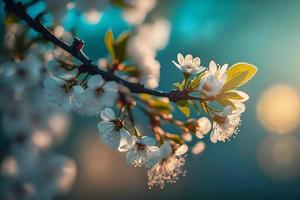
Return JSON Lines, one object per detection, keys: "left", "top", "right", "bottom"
{"left": 176, "top": 100, "right": 190, "bottom": 117}
{"left": 139, "top": 94, "right": 173, "bottom": 114}
{"left": 189, "top": 100, "right": 200, "bottom": 114}
{"left": 217, "top": 91, "right": 249, "bottom": 101}
{"left": 222, "top": 62, "right": 257, "bottom": 91}
{"left": 187, "top": 73, "right": 205, "bottom": 90}
{"left": 216, "top": 98, "right": 236, "bottom": 109}
{"left": 201, "top": 102, "right": 209, "bottom": 113}
{"left": 115, "top": 31, "right": 130, "bottom": 63}
{"left": 104, "top": 29, "right": 115, "bottom": 59}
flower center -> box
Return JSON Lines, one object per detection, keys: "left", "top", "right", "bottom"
{"left": 94, "top": 87, "right": 104, "bottom": 96}
{"left": 112, "top": 119, "right": 123, "bottom": 131}
{"left": 136, "top": 142, "right": 146, "bottom": 151}
{"left": 61, "top": 78, "right": 78, "bottom": 94}
{"left": 16, "top": 68, "right": 27, "bottom": 79}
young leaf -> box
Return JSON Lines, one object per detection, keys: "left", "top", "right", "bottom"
{"left": 139, "top": 94, "right": 173, "bottom": 114}
{"left": 217, "top": 91, "right": 249, "bottom": 102}
{"left": 217, "top": 98, "right": 236, "bottom": 109}
{"left": 104, "top": 29, "right": 115, "bottom": 59}
{"left": 222, "top": 62, "right": 257, "bottom": 91}
{"left": 115, "top": 31, "right": 130, "bottom": 63}
{"left": 201, "top": 102, "right": 209, "bottom": 113}
{"left": 189, "top": 100, "right": 200, "bottom": 114}
{"left": 188, "top": 72, "right": 205, "bottom": 90}
{"left": 176, "top": 100, "right": 190, "bottom": 117}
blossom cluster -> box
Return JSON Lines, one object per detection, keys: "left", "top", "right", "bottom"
{"left": 1, "top": 0, "right": 257, "bottom": 196}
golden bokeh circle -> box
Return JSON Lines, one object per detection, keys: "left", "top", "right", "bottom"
{"left": 257, "top": 84, "right": 300, "bottom": 134}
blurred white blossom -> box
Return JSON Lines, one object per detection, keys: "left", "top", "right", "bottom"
{"left": 127, "top": 18, "right": 171, "bottom": 88}
{"left": 43, "top": 75, "right": 84, "bottom": 111}
{"left": 123, "top": 0, "right": 157, "bottom": 25}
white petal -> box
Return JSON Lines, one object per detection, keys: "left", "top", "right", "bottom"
{"left": 219, "top": 64, "right": 228, "bottom": 74}
{"left": 172, "top": 61, "right": 184, "bottom": 71}
{"left": 141, "top": 136, "right": 156, "bottom": 146}
{"left": 118, "top": 129, "right": 134, "bottom": 152}
{"left": 100, "top": 108, "right": 116, "bottom": 121}
{"left": 175, "top": 144, "right": 188, "bottom": 156}
{"left": 87, "top": 75, "right": 104, "bottom": 89}
{"left": 160, "top": 143, "right": 172, "bottom": 158}
{"left": 177, "top": 53, "right": 185, "bottom": 65}
{"left": 210, "top": 130, "right": 218, "bottom": 143}
{"left": 185, "top": 54, "right": 193, "bottom": 61}
{"left": 145, "top": 146, "right": 161, "bottom": 168}
{"left": 196, "top": 132, "right": 204, "bottom": 139}
{"left": 233, "top": 91, "right": 249, "bottom": 102}
{"left": 43, "top": 77, "right": 62, "bottom": 89}
{"left": 103, "top": 81, "right": 118, "bottom": 92}
{"left": 192, "top": 57, "right": 200, "bottom": 67}
{"left": 209, "top": 61, "right": 217, "bottom": 74}
{"left": 72, "top": 85, "right": 84, "bottom": 94}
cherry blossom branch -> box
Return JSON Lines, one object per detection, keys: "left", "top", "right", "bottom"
{"left": 3, "top": 0, "right": 204, "bottom": 102}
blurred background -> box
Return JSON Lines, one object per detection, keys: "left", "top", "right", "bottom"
{"left": 1, "top": 0, "right": 300, "bottom": 199}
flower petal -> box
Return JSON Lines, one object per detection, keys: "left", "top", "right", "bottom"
{"left": 209, "top": 60, "right": 217, "bottom": 74}
{"left": 177, "top": 53, "right": 185, "bottom": 65}
{"left": 160, "top": 143, "right": 172, "bottom": 159}
{"left": 103, "top": 81, "right": 118, "bottom": 92}
{"left": 87, "top": 75, "right": 104, "bottom": 89}
{"left": 192, "top": 57, "right": 200, "bottom": 67}
{"left": 100, "top": 108, "right": 116, "bottom": 121}
{"left": 141, "top": 136, "right": 156, "bottom": 146}
{"left": 172, "top": 61, "right": 183, "bottom": 71}
{"left": 72, "top": 85, "right": 84, "bottom": 94}
{"left": 175, "top": 144, "right": 188, "bottom": 156}
{"left": 145, "top": 146, "right": 161, "bottom": 168}
{"left": 185, "top": 54, "right": 193, "bottom": 62}
{"left": 118, "top": 129, "right": 134, "bottom": 152}
{"left": 43, "top": 77, "right": 62, "bottom": 89}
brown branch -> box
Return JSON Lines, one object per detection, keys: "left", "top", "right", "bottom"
{"left": 3, "top": 0, "right": 204, "bottom": 102}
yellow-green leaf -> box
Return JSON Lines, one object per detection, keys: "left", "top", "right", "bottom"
{"left": 201, "top": 102, "right": 209, "bottom": 113}
{"left": 218, "top": 91, "right": 249, "bottom": 102}
{"left": 115, "top": 31, "right": 130, "bottom": 62}
{"left": 217, "top": 98, "right": 236, "bottom": 109}
{"left": 104, "top": 29, "right": 115, "bottom": 59}
{"left": 176, "top": 100, "right": 190, "bottom": 117}
{"left": 222, "top": 62, "right": 257, "bottom": 91}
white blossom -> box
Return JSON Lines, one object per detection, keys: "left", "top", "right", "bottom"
{"left": 127, "top": 18, "right": 171, "bottom": 88}
{"left": 210, "top": 103, "right": 245, "bottom": 143}
{"left": 172, "top": 53, "right": 205, "bottom": 75}
{"left": 2, "top": 54, "right": 42, "bottom": 93}
{"left": 147, "top": 143, "right": 187, "bottom": 189}
{"left": 199, "top": 60, "right": 228, "bottom": 97}
{"left": 43, "top": 75, "right": 84, "bottom": 111}
{"left": 126, "top": 136, "right": 160, "bottom": 168}
{"left": 185, "top": 117, "right": 212, "bottom": 139}
{"left": 97, "top": 108, "right": 134, "bottom": 151}
{"left": 74, "top": 75, "right": 118, "bottom": 116}
{"left": 123, "top": 0, "right": 157, "bottom": 25}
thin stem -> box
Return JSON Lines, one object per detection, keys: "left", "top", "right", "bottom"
{"left": 3, "top": 0, "right": 205, "bottom": 103}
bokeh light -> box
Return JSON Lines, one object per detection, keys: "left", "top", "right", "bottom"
{"left": 257, "top": 136, "right": 300, "bottom": 180}
{"left": 84, "top": 9, "right": 102, "bottom": 24}
{"left": 257, "top": 84, "right": 300, "bottom": 134}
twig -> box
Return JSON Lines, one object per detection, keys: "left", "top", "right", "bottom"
{"left": 3, "top": 0, "right": 205, "bottom": 103}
